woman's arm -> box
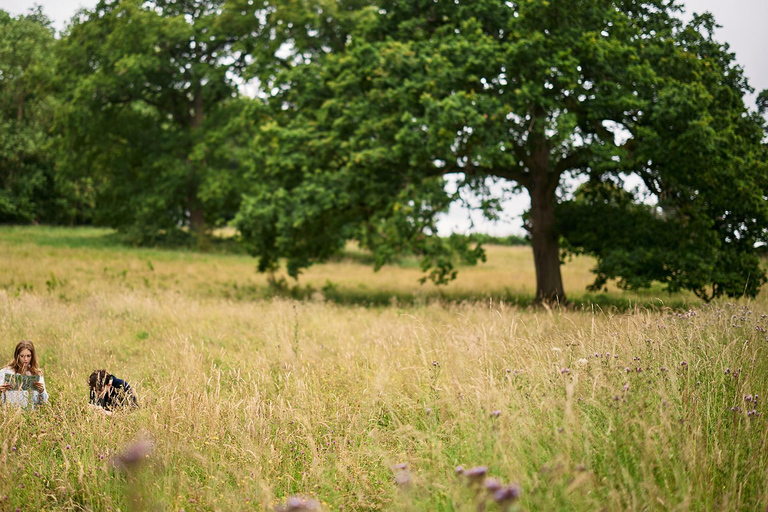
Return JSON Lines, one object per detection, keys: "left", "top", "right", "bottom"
{"left": 34, "top": 374, "right": 49, "bottom": 405}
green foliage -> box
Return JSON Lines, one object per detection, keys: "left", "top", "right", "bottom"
{"left": 557, "top": 12, "right": 768, "bottom": 301}
{"left": 557, "top": 182, "right": 766, "bottom": 301}
{"left": 56, "top": 0, "right": 265, "bottom": 243}
{"left": 456, "top": 233, "right": 529, "bottom": 247}
{"left": 0, "top": 8, "right": 85, "bottom": 224}
{"left": 235, "top": 0, "right": 767, "bottom": 299}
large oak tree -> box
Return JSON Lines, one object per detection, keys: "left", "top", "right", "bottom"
{"left": 236, "top": 0, "right": 768, "bottom": 302}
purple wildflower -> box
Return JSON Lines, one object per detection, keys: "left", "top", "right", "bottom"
{"left": 394, "top": 470, "right": 412, "bottom": 487}
{"left": 484, "top": 477, "right": 502, "bottom": 492}
{"left": 112, "top": 438, "right": 154, "bottom": 471}
{"left": 274, "top": 496, "right": 322, "bottom": 511}
{"left": 464, "top": 466, "right": 488, "bottom": 482}
{"left": 493, "top": 484, "right": 522, "bottom": 504}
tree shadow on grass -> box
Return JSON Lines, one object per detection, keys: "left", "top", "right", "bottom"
{"left": 219, "top": 279, "right": 697, "bottom": 312}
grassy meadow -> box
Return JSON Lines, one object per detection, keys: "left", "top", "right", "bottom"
{"left": 0, "top": 226, "right": 767, "bottom": 511}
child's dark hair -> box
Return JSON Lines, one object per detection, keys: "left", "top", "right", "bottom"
{"left": 88, "top": 370, "right": 112, "bottom": 390}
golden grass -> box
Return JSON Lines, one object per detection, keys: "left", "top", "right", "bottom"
{"left": 0, "top": 226, "right": 766, "bottom": 511}
{"left": 0, "top": 226, "right": 693, "bottom": 308}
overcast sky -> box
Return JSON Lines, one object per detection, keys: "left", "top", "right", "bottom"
{"left": 2, "top": 0, "right": 766, "bottom": 236}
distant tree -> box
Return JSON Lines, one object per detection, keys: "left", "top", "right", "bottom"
{"left": 235, "top": 0, "right": 768, "bottom": 302}
{"left": 57, "top": 0, "right": 285, "bottom": 243}
{"left": 0, "top": 8, "right": 81, "bottom": 223}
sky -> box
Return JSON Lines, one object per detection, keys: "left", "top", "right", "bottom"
{"left": 2, "top": 0, "right": 766, "bottom": 237}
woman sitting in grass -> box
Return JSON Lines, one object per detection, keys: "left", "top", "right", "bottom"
{"left": 88, "top": 369, "right": 138, "bottom": 414}
{"left": 0, "top": 340, "right": 48, "bottom": 408}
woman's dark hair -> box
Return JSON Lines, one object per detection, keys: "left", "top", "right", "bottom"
{"left": 88, "top": 370, "right": 112, "bottom": 390}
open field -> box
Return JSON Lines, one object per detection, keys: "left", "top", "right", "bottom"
{"left": 0, "top": 226, "right": 695, "bottom": 309}
{"left": 1, "top": 226, "right": 767, "bottom": 511}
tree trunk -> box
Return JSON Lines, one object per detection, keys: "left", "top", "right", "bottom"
{"left": 527, "top": 173, "right": 566, "bottom": 305}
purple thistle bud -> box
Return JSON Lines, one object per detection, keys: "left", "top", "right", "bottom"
{"left": 484, "top": 477, "right": 502, "bottom": 492}
{"left": 623, "top": 383, "right": 630, "bottom": 392}
{"left": 392, "top": 463, "right": 408, "bottom": 471}
{"left": 432, "top": 361, "right": 439, "bottom": 367}
{"left": 493, "top": 484, "right": 522, "bottom": 504}
{"left": 557, "top": 427, "right": 564, "bottom": 433}
{"left": 394, "top": 470, "right": 412, "bottom": 487}
{"left": 606, "top": 352, "right": 610, "bottom": 357}
{"left": 65, "top": 444, "right": 71, "bottom": 450}
{"left": 112, "top": 438, "right": 153, "bottom": 471}
{"left": 455, "top": 465, "right": 464, "bottom": 475}
{"left": 745, "top": 395, "right": 753, "bottom": 402}
{"left": 274, "top": 496, "right": 321, "bottom": 511}
{"left": 425, "top": 407, "right": 432, "bottom": 415}
{"left": 594, "top": 353, "right": 599, "bottom": 358}
{"left": 560, "top": 368, "right": 570, "bottom": 374}
{"left": 613, "top": 395, "right": 620, "bottom": 401}
{"left": 680, "top": 361, "right": 688, "bottom": 367}
{"left": 724, "top": 368, "right": 731, "bottom": 375}
{"left": 464, "top": 466, "right": 488, "bottom": 482}
{"left": 636, "top": 367, "right": 642, "bottom": 373}
{"left": 625, "top": 367, "right": 631, "bottom": 373}
{"left": 490, "top": 410, "right": 501, "bottom": 418}
{"left": 11, "top": 447, "right": 15, "bottom": 452}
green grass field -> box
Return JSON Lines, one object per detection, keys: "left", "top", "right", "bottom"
{"left": 0, "top": 226, "right": 766, "bottom": 511}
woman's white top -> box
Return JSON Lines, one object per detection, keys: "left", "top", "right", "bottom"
{"left": 0, "top": 367, "right": 48, "bottom": 408}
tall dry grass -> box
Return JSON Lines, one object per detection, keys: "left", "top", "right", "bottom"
{"left": 0, "top": 227, "right": 766, "bottom": 511}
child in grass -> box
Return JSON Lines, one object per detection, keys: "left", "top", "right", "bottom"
{"left": 88, "top": 369, "right": 138, "bottom": 414}
{"left": 0, "top": 340, "right": 48, "bottom": 408}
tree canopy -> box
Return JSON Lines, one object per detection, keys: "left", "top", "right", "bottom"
{"left": 235, "top": 0, "right": 768, "bottom": 302}
{"left": 0, "top": 8, "right": 75, "bottom": 223}
{"left": 56, "top": 0, "right": 272, "bottom": 242}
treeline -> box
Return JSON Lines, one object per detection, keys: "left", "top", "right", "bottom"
{"left": 1, "top": 1, "right": 767, "bottom": 302}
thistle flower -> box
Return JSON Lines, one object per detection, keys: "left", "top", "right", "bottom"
{"left": 484, "top": 477, "right": 502, "bottom": 492}
{"left": 464, "top": 466, "right": 488, "bottom": 482}
{"left": 274, "top": 496, "right": 322, "bottom": 511}
{"left": 493, "top": 484, "right": 521, "bottom": 504}
{"left": 112, "top": 438, "right": 153, "bottom": 471}
{"left": 490, "top": 410, "right": 501, "bottom": 418}
{"left": 394, "top": 470, "right": 412, "bottom": 487}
